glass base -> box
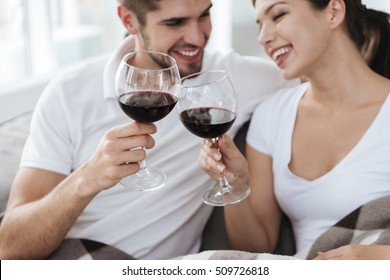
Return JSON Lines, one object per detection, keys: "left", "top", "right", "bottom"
{"left": 119, "top": 168, "right": 166, "bottom": 191}
{"left": 203, "top": 184, "right": 251, "bottom": 206}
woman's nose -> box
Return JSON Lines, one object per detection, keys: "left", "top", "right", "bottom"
{"left": 258, "top": 24, "right": 275, "bottom": 47}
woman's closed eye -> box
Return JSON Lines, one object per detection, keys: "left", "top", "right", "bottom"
{"left": 272, "top": 12, "right": 287, "bottom": 22}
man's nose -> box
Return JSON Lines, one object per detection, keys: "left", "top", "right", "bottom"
{"left": 183, "top": 22, "right": 206, "bottom": 46}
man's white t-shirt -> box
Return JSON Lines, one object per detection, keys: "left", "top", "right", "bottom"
{"left": 247, "top": 83, "right": 390, "bottom": 251}
{"left": 20, "top": 36, "right": 297, "bottom": 259}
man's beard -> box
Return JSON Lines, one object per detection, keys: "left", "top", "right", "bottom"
{"left": 141, "top": 31, "right": 205, "bottom": 77}
{"left": 178, "top": 61, "right": 203, "bottom": 78}
{"left": 148, "top": 51, "right": 173, "bottom": 69}
{"left": 147, "top": 48, "right": 203, "bottom": 78}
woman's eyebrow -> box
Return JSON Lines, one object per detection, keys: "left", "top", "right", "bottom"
{"left": 256, "top": 2, "right": 287, "bottom": 25}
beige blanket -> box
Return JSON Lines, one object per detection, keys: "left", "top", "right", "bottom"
{"left": 177, "top": 195, "right": 390, "bottom": 260}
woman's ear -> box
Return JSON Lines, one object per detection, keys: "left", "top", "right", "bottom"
{"left": 328, "top": 0, "right": 346, "bottom": 28}
{"left": 117, "top": 3, "right": 139, "bottom": 35}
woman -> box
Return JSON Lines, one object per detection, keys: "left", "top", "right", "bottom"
{"left": 199, "top": 0, "right": 390, "bottom": 259}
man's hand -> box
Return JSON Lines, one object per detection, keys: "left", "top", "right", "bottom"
{"left": 78, "top": 121, "right": 157, "bottom": 196}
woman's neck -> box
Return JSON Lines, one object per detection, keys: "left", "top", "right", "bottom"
{"left": 304, "top": 35, "right": 388, "bottom": 107}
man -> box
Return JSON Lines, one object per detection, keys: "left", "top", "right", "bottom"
{"left": 0, "top": 0, "right": 296, "bottom": 259}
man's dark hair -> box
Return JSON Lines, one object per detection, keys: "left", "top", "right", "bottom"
{"left": 118, "top": 0, "right": 161, "bottom": 26}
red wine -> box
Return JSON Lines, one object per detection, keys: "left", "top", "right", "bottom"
{"left": 119, "top": 91, "right": 178, "bottom": 123}
{"left": 180, "top": 107, "right": 236, "bottom": 138}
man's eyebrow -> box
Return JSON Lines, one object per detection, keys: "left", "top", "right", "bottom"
{"left": 160, "top": 3, "right": 213, "bottom": 24}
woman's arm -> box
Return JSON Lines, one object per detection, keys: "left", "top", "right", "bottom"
{"left": 199, "top": 135, "right": 282, "bottom": 253}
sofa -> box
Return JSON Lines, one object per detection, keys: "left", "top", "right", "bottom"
{"left": 0, "top": 112, "right": 295, "bottom": 258}
{"left": 0, "top": 111, "right": 32, "bottom": 214}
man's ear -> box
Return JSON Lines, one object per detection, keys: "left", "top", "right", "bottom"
{"left": 327, "top": 0, "right": 346, "bottom": 29}
{"left": 117, "top": 3, "right": 139, "bottom": 35}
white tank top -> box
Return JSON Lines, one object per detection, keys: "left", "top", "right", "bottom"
{"left": 247, "top": 83, "right": 390, "bottom": 251}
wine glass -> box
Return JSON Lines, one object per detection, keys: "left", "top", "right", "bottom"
{"left": 115, "top": 50, "right": 180, "bottom": 191}
{"left": 178, "top": 70, "right": 251, "bottom": 206}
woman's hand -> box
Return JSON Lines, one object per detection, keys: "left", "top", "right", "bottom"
{"left": 314, "top": 244, "right": 390, "bottom": 260}
{"left": 199, "top": 134, "right": 249, "bottom": 187}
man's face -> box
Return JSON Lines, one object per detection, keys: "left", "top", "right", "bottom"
{"left": 136, "top": 0, "right": 212, "bottom": 77}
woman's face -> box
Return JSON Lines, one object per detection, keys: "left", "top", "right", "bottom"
{"left": 254, "top": 0, "right": 333, "bottom": 80}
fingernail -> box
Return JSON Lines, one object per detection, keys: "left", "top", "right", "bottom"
{"left": 213, "top": 152, "right": 221, "bottom": 161}
{"left": 217, "top": 164, "right": 225, "bottom": 173}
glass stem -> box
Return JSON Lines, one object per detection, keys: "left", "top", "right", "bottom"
{"left": 139, "top": 147, "right": 147, "bottom": 171}
{"left": 212, "top": 137, "right": 232, "bottom": 194}
{"left": 219, "top": 175, "right": 232, "bottom": 193}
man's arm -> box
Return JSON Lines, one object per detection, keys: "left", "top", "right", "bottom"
{"left": 0, "top": 168, "right": 93, "bottom": 259}
{"left": 0, "top": 122, "right": 156, "bottom": 259}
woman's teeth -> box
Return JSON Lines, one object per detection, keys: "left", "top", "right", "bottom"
{"left": 272, "top": 47, "right": 290, "bottom": 61}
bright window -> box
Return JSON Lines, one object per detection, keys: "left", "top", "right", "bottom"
{"left": 0, "top": 0, "right": 123, "bottom": 89}
{"left": 0, "top": 0, "right": 26, "bottom": 86}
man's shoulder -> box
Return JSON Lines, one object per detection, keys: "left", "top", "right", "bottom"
{"left": 39, "top": 56, "right": 108, "bottom": 106}
{"left": 51, "top": 56, "right": 108, "bottom": 86}
{"left": 204, "top": 49, "right": 291, "bottom": 91}
{"left": 204, "top": 48, "right": 276, "bottom": 70}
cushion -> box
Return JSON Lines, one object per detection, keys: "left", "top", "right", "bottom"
{"left": 0, "top": 111, "right": 32, "bottom": 213}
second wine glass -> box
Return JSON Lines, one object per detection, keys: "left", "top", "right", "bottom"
{"left": 115, "top": 51, "right": 180, "bottom": 191}
{"left": 178, "top": 70, "right": 251, "bottom": 206}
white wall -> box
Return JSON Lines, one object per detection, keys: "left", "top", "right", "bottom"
{"left": 364, "top": 0, "right": 390, "bottom": 12}
{"left": 232, "top": 0, "right": 264, "bottom": 57}
{"left": 208, "top": 0, "right": 233, "bottom": 52}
